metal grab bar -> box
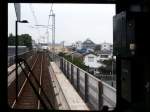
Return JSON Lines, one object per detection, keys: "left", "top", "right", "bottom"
{"left": 17, "top": 58, "right": 54, "bottom": 110}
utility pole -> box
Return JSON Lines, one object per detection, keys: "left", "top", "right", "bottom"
{"left": 15, "top": 20, "right": 28, "bottom": 101}
{"left": 50, "top": 12, "right": 55, "bottom": 60}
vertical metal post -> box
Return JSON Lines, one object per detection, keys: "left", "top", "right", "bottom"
{"left": 63, "top": 60, "right": 65, "bottom": 75}
{"left": 71, "top": 64, "right": 74, "bottom": 84}
{"left": 98, "top": 81, "right": 103, "bottom": 110}
{"left": 52, "top": 13, "right": 55, "bottom": 60}
{"left": 67, "top": 61, "right": 69, "bottom": 78}
{"left": 85, "top": 73, "right": 88, "bottom": 102}
{"left": 53, "top": 14, "right": 55, "bottom": 56}
{"left": 60, "top": 58, "right": 63, "bottom": 70}
{"left": 62, "top": 58, "right": 64, "bottom": 72}
{"left": 77, "top": 68, "right": 80, "bottom": 91}
{"left": 15, "top": 21, "right": 18, "bottom": 101}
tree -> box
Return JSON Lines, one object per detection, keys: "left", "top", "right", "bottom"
{"left": 19, "top": 34, "right": 32, "bottom": 49}
{"left": 94, "top": 45, "right": 101, "bottom": 53}
{"left": 98, "top": 59, "right": 116, "bottom": 74}
{"left": 8, "top": 33, "right": 32, "bottom": 49}
{"left": 59, "top": 52, "right": 89, "bottom": 71}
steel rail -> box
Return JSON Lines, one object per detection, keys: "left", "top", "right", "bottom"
{"left": 18, "top": 53, "right": 54, "bottom": 109}
{"left": 11, "top": 54, "right": 39, "bottom": 108}
{"left": 38, "top": 53, "right": 43, "bottom": 109}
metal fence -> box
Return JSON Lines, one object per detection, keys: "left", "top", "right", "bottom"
{"left": 94, "top": 74, "right": 116, "bottom": 88}
{"left": 49, "top": 62, "right": 70, "bottom": 109}
{"left": 8, "top": 50, "right": 33, "bottom": 67}
{"left": 95, "top": 74, "right": 116, "bottom": 81}
{"left": 51, "top": 54, "right": 116, "bottom": 111}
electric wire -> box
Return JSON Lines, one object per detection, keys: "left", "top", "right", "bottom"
{"left": 29, "top": 4, "right": 42, "bottom": 42}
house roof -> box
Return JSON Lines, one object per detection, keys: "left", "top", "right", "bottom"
{"left": 101, "top": 42, "right": 112, "bottom": 45}
{"left": 82, "top": 38, "right": 95, "bottom": 45}
{"left": 82, "top": 52, "right": 98, "bottom": 56}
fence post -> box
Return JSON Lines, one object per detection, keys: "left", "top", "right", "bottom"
{"left": 59, "top": 56, "right": 61, "bottom": 68}
{"left": 98, "top": 81, "right": 103, "bottom": 110}
{"left": 62, "top": 58, "right": 64, "bottom": 72}
{"left": 71, "top": 64, "right": 74, "bottom": 85}
{"left": 60, "top": 58, "right": 63, "bottom": 71}
{"left": 85, "top": 73, "right": 88, "bottom": 102}
{"left": 64, "top": 60, "right": 66, "bottom": 75}
{"left": 77, "top": 68, "right": 80, "bottom": 92}
{"left": 67, "top": 61, "right": 69, "bottom": 79}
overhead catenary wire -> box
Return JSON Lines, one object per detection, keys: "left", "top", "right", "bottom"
{"left": 29, "top": 4, "right": 42, "bottom": 42}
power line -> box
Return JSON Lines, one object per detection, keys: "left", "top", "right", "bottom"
{"left": 29, "top": 4, "right": 41, "bottom": 40}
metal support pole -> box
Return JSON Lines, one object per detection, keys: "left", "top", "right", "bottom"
{"left": 62, "top": 58, "right": 64, "bottom": 72}
{"left": 15, "top": 21, "right": 18, "bottom": 101}
{"left": 67, "top": 62, "right": 69, "bottom": 78}
{"left": 60, "top": 58, "right": 63, "bottom": 70}
{"left": 77, "top": 68, "right": 80, "bottom": 92}
{"left": 85, "top": 73, "right": 88, "bottom": 102}
{"left": 51, "top": 13, "right": 55, "bottom": 60}
{"left": 71, "top": 64, "right": 74, "bottom": 84}
{"left": 98, "top": 81, "right": 103, "bottom": 110}
{"left": 64, "top": 60, "right": 66, "bottom": 75}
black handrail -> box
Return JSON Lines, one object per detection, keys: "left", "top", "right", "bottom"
{"left": 17, "top": 58, "right": 54, "bottom": 110}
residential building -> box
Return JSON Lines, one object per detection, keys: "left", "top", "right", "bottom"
{"left": 83, "top": 53, "right": 104, "bottom": 75}
{"left": 98, "top": 50, "right": 113, "bottom": 61}
{"left": 32, "top": 40, "right": 36, "bottom": 48}
{"left": 101, "top": 42, "right": 113, "bottom": 51}
{"left": 82, "top": 38, "right": 96, "bottom": 49}
{"left": 48, "top": 43, "right": 69, "bottom": 54}
{"left": 75, "top": 41, "right": 82, "bottom": 50}
{"left": 94, "top": 44, "right": 101, "bottom": 54}
{"left": 71, "top": 43, "right": 76, "bottom": 48}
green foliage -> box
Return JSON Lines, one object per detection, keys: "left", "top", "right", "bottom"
{"left": 72, "top": 56, "right": 88, "bottom": 71}
{"left": 58, "top": 52, "right": 65, "bottom": 57}
{"left": 102, "top": 59, "right": 113, "bottom": 65}
{"left": 58, "top": 52, "right": 88, "bottom": 71}
{"left": 98, "top": 59, "right": 116, "bottom": 74}
{"left": 8, "top": 33, "right": 32, "bottom": 49}
{"left": 94, "top": 45, "right": 101, "bottom": 51}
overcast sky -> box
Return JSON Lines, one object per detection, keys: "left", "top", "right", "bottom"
{"left": 8, "top": 3, "right": 115, "bottom": 45}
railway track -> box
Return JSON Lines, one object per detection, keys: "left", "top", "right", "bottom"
{"left": 13, "top": 52, "right": 43, "bottom": 109}
{"left": 8, "top": 51, "right": 55, "bottom": 109}
{"left": 8, "top": 52, "right": 39, "bottom": 107}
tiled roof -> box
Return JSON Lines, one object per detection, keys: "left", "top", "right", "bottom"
{"left": 82, "top": 39, "right": 95, "bottom": 45}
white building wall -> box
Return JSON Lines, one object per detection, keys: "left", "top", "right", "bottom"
{"left": 84, "top": 54, "right": 102, "bottom": 68}
{"left": 101, "top": 42, "right": 112, "bottom": 51}
{"left": 76, "top": 41, "right": 82, "bottom": 50}
{"left": 97, "top": 53, "right": 113, "bottom": 61}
